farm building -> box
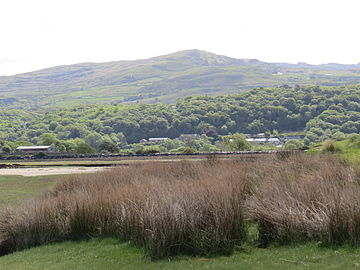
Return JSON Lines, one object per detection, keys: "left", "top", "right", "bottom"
{"left": 16, "top": 145, "right": 56, "bottom": 152}
{"left": 148, "top": 138, "right": 169, "bottom": 143}
{"left": 246, "top": 138, "right": 267, "bottom": 144}
{"left": 246, "top": 137, "right": 283, "bottom": 147}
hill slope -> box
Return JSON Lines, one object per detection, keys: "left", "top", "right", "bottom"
{"left": 1, "top": 49, "right": 360, "bottom": 109}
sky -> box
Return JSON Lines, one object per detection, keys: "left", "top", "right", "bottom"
{"left": 1, "top": 0, "right": 360, "bottom": 75}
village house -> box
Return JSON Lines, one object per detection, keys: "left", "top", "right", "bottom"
{"left": 16, "top": 145, "right": 56, "bottom": 152}
{"left": 246, "top": 137, "right": 283, "bottom": 147}
{"left": 139, "top": 138, "right": 170, "bottom": 144}
{"left": 246, "top": 138, "right": 267, "bottom": 144}
{"left": 148, "top": 138, "right": 169, "bottom": 143}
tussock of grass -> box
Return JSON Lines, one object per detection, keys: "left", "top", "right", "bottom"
{"left": 0, "top": 160, "right": 250, "bottom": 258}
{"left": 246, "top": 154, "right": 360, "bottom": 247}
{"left": 322, "top": 139, "right": 342, "bottom": 153}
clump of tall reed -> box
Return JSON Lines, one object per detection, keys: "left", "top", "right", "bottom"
{"left": 0, "top": 160, "right": 250, "bottom": 258}
{"left": 3, "top": 153, "right": 360, "bottom": 257}
{"left": 246, "top": 154, "right": 360, "bottom": 247}
{"left": 322, "top": 139, "right": 342, "bottom": 153}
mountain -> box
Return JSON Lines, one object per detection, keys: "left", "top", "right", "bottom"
{"left": 274, "top": 62, "right": 360, "bottom": 71}
{"left": 1, "top": 49, "right": 360, "bottom": 109}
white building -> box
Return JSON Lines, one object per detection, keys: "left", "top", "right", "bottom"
{"left": 246, "top": 137, "right": 283, "bottom": 147}
{"left": 148, "top": 138, "right": 169, "bottom": 143}
{"left": 16, "top": 145, "right": 56, "bottom": 152}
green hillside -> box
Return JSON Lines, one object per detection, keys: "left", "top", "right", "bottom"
{"left": 0, "top": 84, "right": 359, "bottom": 148}
{"left": 1, "top": 50, "right": 360, "bottom": 109}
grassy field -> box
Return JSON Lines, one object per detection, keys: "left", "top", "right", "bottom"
{"left": 336, "top": 139, "right": 360, "bottom": 164}
{"left": 307, "top": 136, "right": 360, "bottom": 165}
{"left": 0, "top": 153, "right": 270, "bottom": 167}
{"left": 2, "top": 239, "right": 360, "bottom": 270}
{"left": 0, "top": 158, "right": 175, "bottom": 167}
{"left": 0, "top": 160, "right": 129, "bottom": 166}
{"left": 1, "top": 156, "right": 360, "bottom": 269}
{"left": 0, "top": 175, "right": 59, "bottom": 210}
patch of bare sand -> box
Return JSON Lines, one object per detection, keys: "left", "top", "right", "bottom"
{"left": 0, "top": 167, "right": 109, "bottom": 177}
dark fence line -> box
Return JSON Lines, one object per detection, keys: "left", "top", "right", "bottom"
{"left": 0, "top": 150, "right": 302, "bottom": 161}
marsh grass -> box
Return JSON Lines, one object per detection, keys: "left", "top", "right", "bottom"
{"left": 0, "top": 160, "right": 250, "bottom": 258}
{"left": 246, "top": 154, "right": 360, "bottom": 247}
{"left": 1, "top": 153, "right": 360, "bottom": 258}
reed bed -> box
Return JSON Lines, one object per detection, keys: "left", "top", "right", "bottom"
{"left": 1, "top": 153, "right": 360, "bottom": 258}
{"left": 246, "top": 154, "right": 360, "bottom": 247}
{"left": 0, "top": 159, "right": 250, "bottom": 258}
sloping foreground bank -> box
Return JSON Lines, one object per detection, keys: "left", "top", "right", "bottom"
{"left": 0, "top": 153, "right": 359, "bottom": 259}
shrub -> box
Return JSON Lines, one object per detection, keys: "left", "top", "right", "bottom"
{"left": 142, "top": 145, "right": 162, "bottom": 154}
{"left": 222, "top": 133, "right": 251, "bottom": 151}
{"left": 182, "top": 147, "right": 196, "bottom": 154}
{"left": 99, "top": 140, "right": 119, "bottom": 153}
{"left": 284, "top": 139, "right": 304, "bottom": 150}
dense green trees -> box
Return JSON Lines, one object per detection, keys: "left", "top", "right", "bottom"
{"left": 222, "top": 133, "right": 251, "bottom": 151}
{"left": 37, "top": 133, "right": 59, "bottom": 145}
{"left": 284, "top": 139, "right": 304, "bottom": 150}
{"left": 0, "top": 84, "right": 360, "bottom": 151}
{"left": 99, "top": 140, "right": 119, "bottom": 153}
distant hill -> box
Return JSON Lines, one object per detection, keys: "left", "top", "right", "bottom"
{"left": 1, "top": 49, "right": 360, "bottom": 109}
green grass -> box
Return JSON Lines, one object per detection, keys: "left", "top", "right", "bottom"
{"left": 1, "top": 239, "right": 360, "bottom": 270}
{"left": 341, "top": 149, "right": 360, "bottom": 164}
{"left": 0, "top": 154, "right": 259, "bottom": 167}
{"left": 335, "top": 138, "right": 360, "bottom": 164}
{"left": 307, "top": 137, "right": 360, "bottom": 165}
{"left": 1, "top": 160, "right": 130, "bottom": 166}
{"left": 0, "top": 175, "right": 59, "bottom": 211}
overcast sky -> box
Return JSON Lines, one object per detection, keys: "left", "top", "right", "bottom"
{"left": 1, "top": 0, "right": 360, "bottom": 75}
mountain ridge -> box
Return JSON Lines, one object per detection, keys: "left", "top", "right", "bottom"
{"left": 1, "top": 49, "right": 360, "bottom": 109}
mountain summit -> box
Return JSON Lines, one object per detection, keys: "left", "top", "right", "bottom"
{"left": 152, "top": 49, "right": 261, "bottom": 66}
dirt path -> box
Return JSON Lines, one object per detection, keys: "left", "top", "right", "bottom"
{"left": 0, "top": 167, "right": 109, "bottom": 177}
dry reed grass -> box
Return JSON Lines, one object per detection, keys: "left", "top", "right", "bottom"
{"left": 246, "top": 154, "right": 360, "bottom": 247}
{"left": 0, "top": 159, "right": 251, "bottom": 258}
{"left": 2, "top": 153, "right": 360, "bottom": 258}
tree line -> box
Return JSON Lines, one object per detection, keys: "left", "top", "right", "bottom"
{"left": 0, "top": 84, "right": 359, "bottom": 153}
